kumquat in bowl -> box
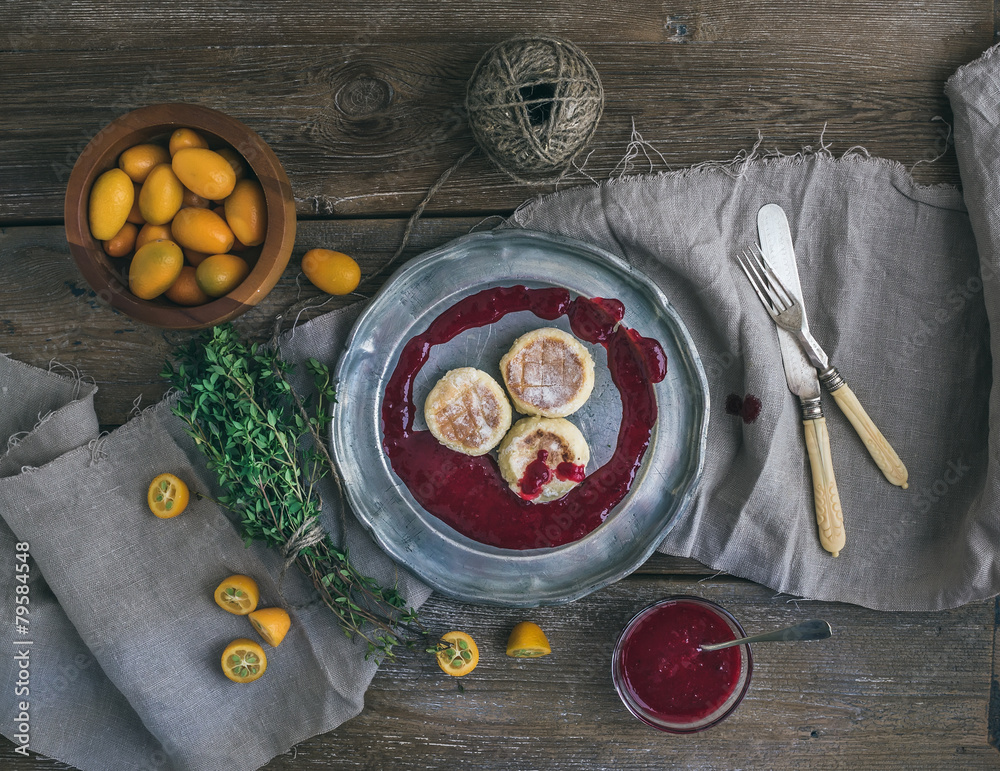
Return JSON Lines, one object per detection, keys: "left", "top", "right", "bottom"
{"left": 65, "top": 103, "right": 296, "bottom": 329}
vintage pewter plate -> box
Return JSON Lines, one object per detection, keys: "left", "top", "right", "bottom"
{"left": 331, "top": 229, "right": 708, "bottom": 606}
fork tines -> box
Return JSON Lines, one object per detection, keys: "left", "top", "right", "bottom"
{"left": 734, "top": 243, "right": 795, "bottom": 316}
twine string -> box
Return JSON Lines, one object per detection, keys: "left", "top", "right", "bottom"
{"left": 466, "top": 35, "right": 604, "bottom": 185}
{"left": 380, "top": 145, "right": 478, "bottom": 277}
{"left": 376, "top": 36, "right": 603, "bottom": 279}
{"left": 280, "top": 516, "right": 327, "bottom": 577}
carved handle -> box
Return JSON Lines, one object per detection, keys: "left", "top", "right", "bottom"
{"left": 802, "top": 417, "right": 846, "bottom": 557}
{"left": 830, "top": 384, "right": 908, "bottom": 489}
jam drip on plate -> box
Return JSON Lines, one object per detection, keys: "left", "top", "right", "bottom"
{"left": 518, "top": 450, "right": 553, "bottom": 500}
{"left": 381, "top": 285, "right": 667, "bottom": 550}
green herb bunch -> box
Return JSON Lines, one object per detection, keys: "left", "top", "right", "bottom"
{"left": 162, "top": 324, "right": 421, "bottom": 660}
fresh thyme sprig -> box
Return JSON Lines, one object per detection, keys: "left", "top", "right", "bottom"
{"left": 161, "top": 323, "right": 421, "bottom": 660}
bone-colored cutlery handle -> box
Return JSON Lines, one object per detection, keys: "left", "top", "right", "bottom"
{"left": 802, "top": 417, "right": 846, "bottom": 557}
{"left": 829, "top": 383, "right": 908, "bottom": 489}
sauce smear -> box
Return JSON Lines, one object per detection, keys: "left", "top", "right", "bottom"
{"left": 381, "top": 285, "right": 666, "bottom": 550}
{"left": 619, "top": 600, "right": 742, "bottom": 724}
{"left": 518, "top": 450, "right": 552, "bottom": 500}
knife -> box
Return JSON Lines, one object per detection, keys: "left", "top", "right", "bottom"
{"left": 756, "top": 206, "right": 846, "bottom": 558}
{"left": 757, "top": 204, "right": 909, "bottom": 490}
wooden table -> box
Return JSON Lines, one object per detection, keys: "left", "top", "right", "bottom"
{"left": 2, "top": 2, "right": 999, "bottom": 768}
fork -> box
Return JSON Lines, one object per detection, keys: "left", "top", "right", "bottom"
{"left": 736, "top": 244, "right": 909, "bottom": 489}
{"left": 734, "top": 244, "right": 828, "bottom": 369}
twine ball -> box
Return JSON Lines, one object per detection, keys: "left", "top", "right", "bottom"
{"left": 465, "top": 35, "right": 604, "bottom": 185}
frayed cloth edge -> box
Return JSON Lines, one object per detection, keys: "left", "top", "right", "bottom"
{"left": 946, "top": 41, "right": 1000, "bottom": 94}
{"left": 511, "top": 128, "right": 965, "bottom": 226}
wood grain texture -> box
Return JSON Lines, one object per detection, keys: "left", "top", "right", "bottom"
{"left": 2, "top": 2, "right": 999, "bottom": 768}
{"left": 0, "top": 219, "right": 482, "bottom": 426}
{"left": 1, "top": 578, "right": 996, "bottom": 770}
{"left": 0, "top": 1, "right": 992, "bottom": 223}
{"left": 266, "top": 580, "right": 998, "bottom": 770}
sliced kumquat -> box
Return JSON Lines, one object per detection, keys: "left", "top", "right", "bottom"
{"left": 147, "top": 472, "right": 190, "bottom": 518}
{"left": 505, "top": 621, "right": 552, "bottom": 658}
{"left": 248, "top": 607, "right": 291, "bottom": 647}
{"left": 435, "top": 631, "right": 479, "bottom": 676}
{"left": 214, "top": 574, "right": 260, "bottom": 615}
{"left": 221, "top": 638, "right": 267, "bottom": 683}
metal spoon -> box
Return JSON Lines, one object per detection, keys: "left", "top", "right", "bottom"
{"left": 699, "top": 619, "right": 832, "bottom": 652}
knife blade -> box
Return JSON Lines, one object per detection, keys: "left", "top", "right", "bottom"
{"left": 757, "top": 204, "right": 846, "bottom": 558}
{"left": 757, "top": 204, "right": 908, "bottom": 490}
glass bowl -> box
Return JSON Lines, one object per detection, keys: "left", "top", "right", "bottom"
{"left": 612, "top": 595, "right": 752, "bottom": 732}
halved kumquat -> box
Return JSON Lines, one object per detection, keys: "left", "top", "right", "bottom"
{"left": 505, "top": 621, "right": 551, "bottom": 658}
{"left": 147, "top": 472, "right": 190, "bottom": 518}
{"left": 248, "top": 607, "right": 291, "bottom": 647}
{"left": 214, "top": 574, "right": 260, "bottom": 615}
{"left": 435, "top": 631, "right": 479, "bottom": 676}
{"left": 221, "top": 638, "right": 267, "bottom": 683}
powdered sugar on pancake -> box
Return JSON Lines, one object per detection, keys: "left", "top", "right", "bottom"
{"left": 500, "top": 328, "right": 595, "bottom": 417}
{"left": 424, "top": 367, "right": 512, "bottom": 455}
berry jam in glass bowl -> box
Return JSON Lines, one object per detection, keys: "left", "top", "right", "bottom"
{"left": 612, "top": 596, "right": 752, "bottom": 732}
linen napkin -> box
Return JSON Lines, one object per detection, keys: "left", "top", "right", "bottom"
{"left": 512, "top": 59, "right": 998, "bottom": 612}
{"left": 6, "top": 39, "right": 1000, "bottom": 771}
{"left": 0, "top": 310, "right": 431, "bottom": 771}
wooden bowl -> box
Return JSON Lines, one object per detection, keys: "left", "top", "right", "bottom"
{"left": 64, "top": 103, "right": 296, "bottom": 329}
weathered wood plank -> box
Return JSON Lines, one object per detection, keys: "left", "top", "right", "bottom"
{"left": 0, "top": 3, "right": 991, "bottom": 222}
{"left": 300, "top": 579, "right": 997, "bottom": 771}
{"left": 1, "top": 0, "right": 986, "bottom": 50}
{"left": 0, "top": 219, "right": 479, "bottom": 426}
{"left": 2, "top": 4, "right": 998, "bottom": 768}
{"left": 2, "top": 577, "right": 995, "bottom": 769}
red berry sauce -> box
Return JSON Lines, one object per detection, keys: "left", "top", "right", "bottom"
{"left": 518, "top": 450, "right": 553, "bottom": 500}
{"left": 380, "top": 285, "right": 667, "bottom": 550}
{"left": 555, "top": 461, "right": 587, "bottom": 483}
{"left": 618, "top": 599, "right": 743, "bottom": 725}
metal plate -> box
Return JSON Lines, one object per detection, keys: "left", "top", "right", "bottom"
{"left": 331, "top": 229, "right": 709, "bottom": 606}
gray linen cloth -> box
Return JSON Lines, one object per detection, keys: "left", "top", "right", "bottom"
{"left": 513, "top": 55, "right": 1000, "bottom": 612}
{"left": 3, "top": 41, "right": 1000, "bottom": 771}
{"left": 0, "top": 314, "right": 431, "bottom": 771}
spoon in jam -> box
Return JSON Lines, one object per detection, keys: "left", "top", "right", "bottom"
{"left": 699, "top": 619, "right": 832, "bottom": 652}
